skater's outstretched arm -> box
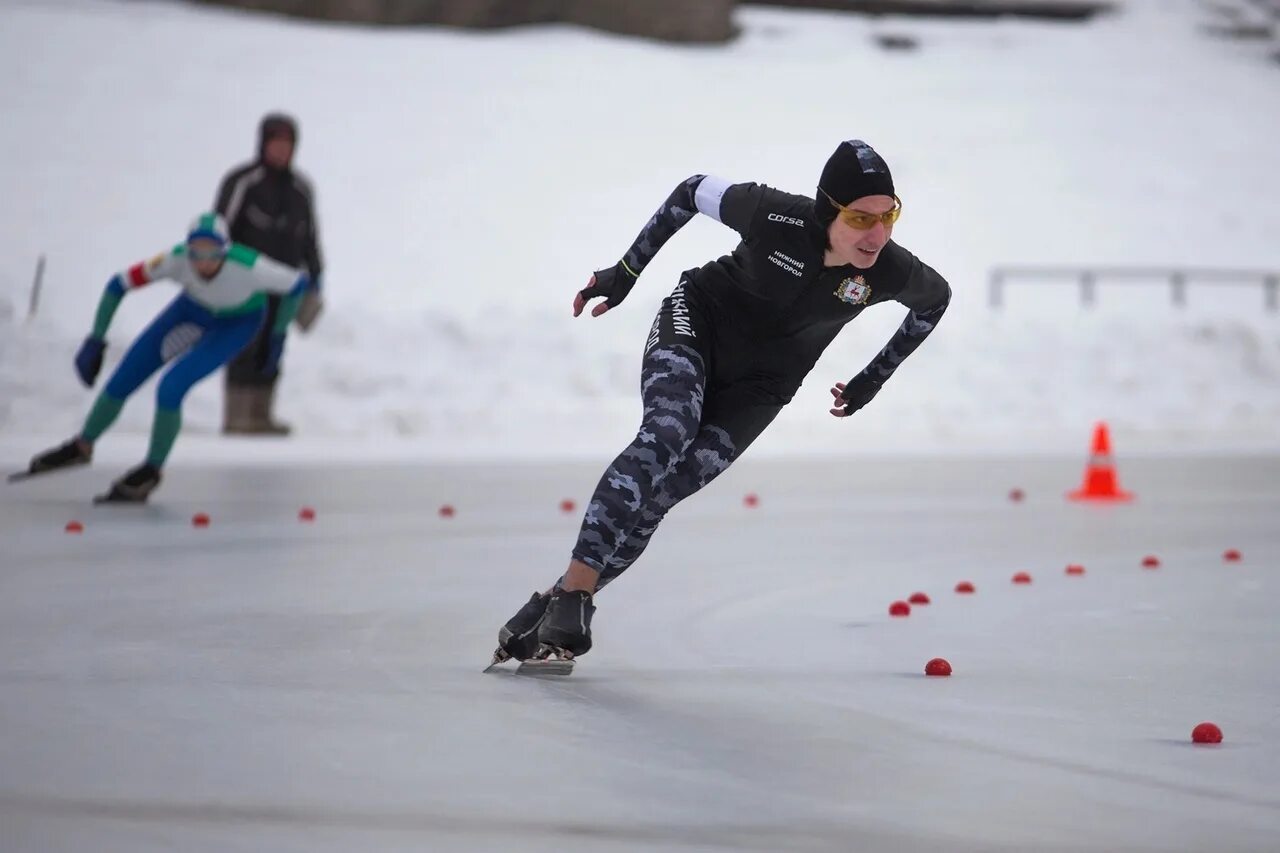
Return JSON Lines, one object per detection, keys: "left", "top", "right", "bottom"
{"left": 575, "top": 174, "right": 765, "bottom": 317}
{"left": 830, "top": 253, "right": 951, "bottom": 417}
{"left": 88, "top": 249, "right": 182, "bottom": 339}
{"left": 74, "top": 249, "right": 184, "bottom": 387}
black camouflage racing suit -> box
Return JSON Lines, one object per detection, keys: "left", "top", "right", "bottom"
{"left": 573, "top": 175, "right": 951, "bottom": 588}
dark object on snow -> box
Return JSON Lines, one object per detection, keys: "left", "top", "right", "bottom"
{"left": 191, "top": 0, "right": 738, "bottom": 43}
{"left": 874, "top": 33, "right": 920, "bottom": 50}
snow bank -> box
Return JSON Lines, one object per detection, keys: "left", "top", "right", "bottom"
{"left": 1, "top": 0, "right": 1277, "bottom": 459}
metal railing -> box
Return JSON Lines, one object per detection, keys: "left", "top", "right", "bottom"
{"left": 988, "top": 266, "right": 1280, "bottom": 311}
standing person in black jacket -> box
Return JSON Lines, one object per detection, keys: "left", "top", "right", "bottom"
{"left": 215, "top": 113, "right": 324, "bottom": 435}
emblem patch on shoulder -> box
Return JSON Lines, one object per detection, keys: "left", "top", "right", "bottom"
{"left": 834, "top": 275, "right": 871, "bottom": 305}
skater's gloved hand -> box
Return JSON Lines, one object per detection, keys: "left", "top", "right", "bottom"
{"left": 259, "top": 333, "right": 286, "bottom": 379}
{"left": 294, "top": 290, "right": 324, "bottom": 333}
{"left": 829, "top": 373, "right": 883, "bottom": 418}
{"left": 574, "top": 260, "right": 638, "bottom": 318}
{"left": 74, "top": 336, "right": 106, "bottom": 387}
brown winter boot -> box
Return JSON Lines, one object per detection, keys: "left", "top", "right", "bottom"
{"left": 222, "top": 384, "right": 258, "bottom": 435}
{"left": 255, "top": 386, "right": 292, "bottom": 437}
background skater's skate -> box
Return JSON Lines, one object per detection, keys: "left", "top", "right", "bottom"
{"left": 8, "top": 438, "right": 92, "bottom": 483}
{"left": 94, "top": 463, "right": 162, "bottom": 504}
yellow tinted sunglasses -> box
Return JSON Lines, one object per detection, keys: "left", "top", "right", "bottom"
{"left": 819, "top": 187, "right": 902, "bottom": 230}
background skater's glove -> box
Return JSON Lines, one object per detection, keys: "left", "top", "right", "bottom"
{"left": 575, "top": 260, "right": 639, "bottom": 316}
{"left": 294, "top": 289, "right": 324, "bottom": 332}
{"left": 74, "top": 336, "right": 106, "bottom": 387}
{"left": 259, "top": 333, "right": 286, "bottom": 379}
{"left": 836, "top": 373, "right": 884, "bottom": 415}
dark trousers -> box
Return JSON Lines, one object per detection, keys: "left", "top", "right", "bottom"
{"left": 570, "top": 281, "right": 788, "bottom": 589}
{"left": 225, "top": 294, "right": 281, "bottom": 389}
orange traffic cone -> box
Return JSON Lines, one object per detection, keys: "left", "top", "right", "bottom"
{"left": 1068, "top": 422, "right": 1134, "bottom": 502}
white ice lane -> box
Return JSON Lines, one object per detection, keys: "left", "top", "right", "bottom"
{"left": 1, "top": 457, "right": 1278, "bottom": 852}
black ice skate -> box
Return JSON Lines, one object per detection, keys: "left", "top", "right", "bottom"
{"left": 8, "top": 438, "right": 92, "bottom": 482}
{"left": 484, "top": 591, "right": 578, "bottom": 676}
{"left": 492, "top": 591, "right": 550, "bottom": 664}
{"left": 537, "top": 589, "right": 595, "bottom": 658}
{"left": 95, "top": 463, "right": 162, "bottom": 504}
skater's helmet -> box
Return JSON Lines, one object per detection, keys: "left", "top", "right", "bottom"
{"left": 186, "top": 212, "right": 230, "bottom": 258}
{"left": 815, "top": 139, "right": 896, "bottom": 230}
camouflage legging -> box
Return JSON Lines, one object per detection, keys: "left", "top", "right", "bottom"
{"left": 570, "top": 342, "right": 786, "bottom": 589}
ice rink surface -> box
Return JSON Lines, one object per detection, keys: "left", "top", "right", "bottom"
{"left": 2, "top": 454, "right": 1278, "bottom": 852}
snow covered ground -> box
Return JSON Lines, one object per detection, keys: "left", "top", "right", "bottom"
{"left": 2, "top": 456, "right": 1278, "bottom": 852}
{"left": 1, "top": 0, "right": 1279, "bottom": 458}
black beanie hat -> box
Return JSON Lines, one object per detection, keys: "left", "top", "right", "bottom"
{"left": 815, "top": 139, "right": 895, "bottom": 229}
{"left": 257, "top": 112, "right": 298, "bottom": 159}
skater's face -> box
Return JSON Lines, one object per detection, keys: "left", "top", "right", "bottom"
{"left": 825, "top": 193, "right": 899, "bottom": 269}
{"left": 187, "top": 239, "right": 226, "bottom": 279}
{"left": 263, "top": 136, "right": 294, "bottom": 169}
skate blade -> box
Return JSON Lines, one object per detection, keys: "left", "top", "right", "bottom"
{"left": 515, "top": 658, "right": 574, "bottom": 677}
{"left": 483, "top": 648, "right": 511, "bottom": 673}
{"left": 93, "top": 491, "right": 148, "bottom": 505}
{"left": 7, "top": 460, "right": 89, "bottom": 483}
{"left": 483, "top": 646, "right": 575, "bottom": 676}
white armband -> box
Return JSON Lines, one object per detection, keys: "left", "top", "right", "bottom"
{"left": 694, "top": 175, "right": 732, "bottom": 223}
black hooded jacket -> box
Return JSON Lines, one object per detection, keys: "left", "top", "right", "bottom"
{"left": 214, "top": 115, "right": 324, "bottom": 283}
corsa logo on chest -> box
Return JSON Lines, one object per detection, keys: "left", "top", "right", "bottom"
{"left": 834, "top": 275, "right": 872, "bottom": 305}
{"left": 767, "top": 213, "right": 805, "bottom": 226}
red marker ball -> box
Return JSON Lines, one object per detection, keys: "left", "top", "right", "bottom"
{"left": 559, "top": 499, "right": 576, "bottom": 514}
{"left": 888, "top": 600, "right": 911, "bottom": 617}
{"left": 1142, "top": 555, "right": 1161, "bottom": 569}
{"left": 1223, "top": 549, "right": 1242, "bottom": 563}
{"left": 1191, "top": 722, "right": 1223, "bottom": 744}
{"left": 438, "top": 504, "right": 456, "bottom": 519}
{"left": 924, "top": 658, "right": 952, "bottom": 677}
{"left": 1065, "top": 564, "right": 1085, "bottom": 576}
{"left": 744, "top": 493, "right": 759, "bottom": 508}
{"left": 299, "top": 507, "right": 316, "bottom": 522}
{"left": 908, "top": 591, "right": 931, "bottom": 606}
{"left": 955, "top": 581, "right": 976, "bottom": 594}
{"left": 192, "top": 513, "right": 210, "bottom": 528}
{"left": 1009, "top": 488, "right": 1025, "bottom": 502}
{"left": 64, "top": 520, "right": 84, "bottom": 534}
{"left": 1012, "top": 571, "right": 1032, "bottom": 584}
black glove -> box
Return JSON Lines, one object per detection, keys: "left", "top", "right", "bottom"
{"left": 74, "top": 336, "right": 106, "bottom": 387}
{"left": 577, "top": 260, "right": 639, "bottom": 313}
{"left": 838, "top": 373, "right": 884, "bottom": 415}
